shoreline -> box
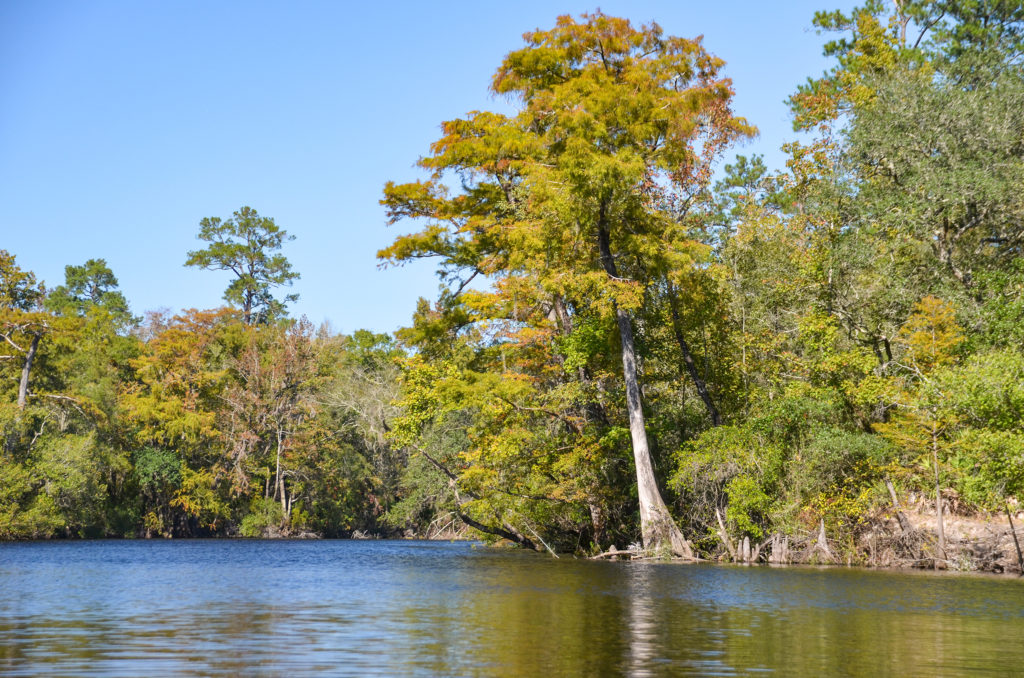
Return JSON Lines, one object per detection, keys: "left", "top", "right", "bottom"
{"left": 5, "top": 504, "right": 1022, "bottom": 578}
{"left": 3, "top": 533, "right": 1021, "bottom": 581}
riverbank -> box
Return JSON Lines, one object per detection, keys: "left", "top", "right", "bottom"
{"left": 855, "top": 503, "right": 1024, "bottom": 574}
{"left": 377, "top": 502, "right": 1024, "bottom": 576}
{"left": 10, "top": 501, "right": 1023, "bottom": 577}
{"left": 593, "top": 503, "right": 1024, "bottom": 576}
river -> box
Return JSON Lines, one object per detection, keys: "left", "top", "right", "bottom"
{"left": 1, "top": 540, "right": 1022, "bottom": 676}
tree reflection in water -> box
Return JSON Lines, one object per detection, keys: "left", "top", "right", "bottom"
{"left": 1, "top": 542, "right": 1023, "bottom": 676}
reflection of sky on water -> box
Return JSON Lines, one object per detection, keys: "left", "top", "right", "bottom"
{"left": 1, "top": 540, "right": 1022, "bottom": 676}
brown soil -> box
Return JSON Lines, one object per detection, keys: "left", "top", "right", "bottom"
{"left": 857, "top": 497, "right": 1024, "bottom": 574}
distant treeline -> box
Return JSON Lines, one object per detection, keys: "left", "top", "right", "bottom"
{"left": 1, "top": 208, "right": 411, "bottom": 539}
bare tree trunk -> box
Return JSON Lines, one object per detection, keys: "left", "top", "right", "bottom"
{"left": 885, "top": 477, "right": 913, "bottom": 534}
{"left": 599, "top": 223, "right": 692, "bottom": 559}
{"left": 769, "top": 533, "right": 789, "bottom": 564}
{"left": 716, "top": 508, "right": 736, "bottom": 561}
{"left": 456, "top": 511, "right": 538, "bottom": 551}
{"left": 615, "top": 307, "right": 692, "bottom": 557}
{"left": 17, "top": 333, "right": 40, "bottom": 409}
{"left": 278, "top": 473, "right": 287, "bottom": 518}
{"left": 813, "top": 518, "right": 834, "bottom": 562}
{"left": 589, "top": 502, "right": 606, "bottom": 546}
{"left": 274, "top": 431, "right": 287, "bottom": 519}
{"left": 933, "top": 428, "right": 945, "bottom": 563}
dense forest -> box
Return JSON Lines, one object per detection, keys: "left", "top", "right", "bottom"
{"left": 3, "top": 2, "right": 1024, "bottom": 568}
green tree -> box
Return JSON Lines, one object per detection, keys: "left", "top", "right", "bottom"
{"left": 121, "top": 308, "right": 240, "bottom": 535}
{"left": 185, "top": 206, "right": 300, "bottom": 324}
{"left": 45, "top": 258, "right": 134, "bottom": 326}
{"left": 0, "top": 251, "right": 53, "bottom": 409}
{"left": 323, "top": 330, "right": 406, "bottom": 514}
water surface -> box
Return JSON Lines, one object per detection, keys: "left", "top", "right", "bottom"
{"left": 1, "top": 540, "right": 1022, "bottom": 676}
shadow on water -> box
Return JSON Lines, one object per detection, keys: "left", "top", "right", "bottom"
{"left": 1, "top": 540, "right": 1023, "bottom": 676}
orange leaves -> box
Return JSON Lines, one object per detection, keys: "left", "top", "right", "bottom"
{"left": 790, "top": 7, "right": 907, "bottom": 132}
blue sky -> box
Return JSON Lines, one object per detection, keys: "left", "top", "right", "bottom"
{"left": 1, "top": 0, "right": 856, "bottom": 334}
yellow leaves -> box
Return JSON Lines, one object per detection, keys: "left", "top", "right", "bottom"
{"left": 377, "top": 10, "right": 763, "bottom": 544}
{"left": 375, "top": 225, "right": 450, "bottom": 267}
{"left": 553, "top": 270, "right": 644, "bottom": 318}
{"left": 170, "top": 465, "right": 229, "bottom": 530}
{"left": 380, "top": 180, "right": 445, "bottom": 224}
{"left": 122, "top": 390, "right": 218, "bottom": 448}
{"left": 850, "top": 373, "right": 889, "bottom": 408}
{"left": 121, "top": 309, "right": 237, "bottom": 453}
{"left": 426, "top": 111, "right": 540, "bottom": 177}
{"left": 875, "top": 414, "right": 932, "bottom": 455}
{"left": 810, "top": 486, "right": 872, "bottom": 529}
{"left": 872, "top": 298, "right": 967, "bottom": 467}
{"left": 492, "top": 10, "right": 751, "bottom": 188}
{"left": 897, "top": 296, "right": 964, "bottom": 373}
{"left": 388, "top": 356, "right": 463, "bottom": 448}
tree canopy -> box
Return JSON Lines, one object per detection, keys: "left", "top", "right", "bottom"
{"left": 185, "top": 206, "right": 299, "bottom": 324}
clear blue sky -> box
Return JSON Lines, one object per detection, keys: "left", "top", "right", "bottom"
{"left": 1, "top": 0, "right": 856, "bottom": 334}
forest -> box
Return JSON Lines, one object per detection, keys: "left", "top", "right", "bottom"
{"left": 3, "top": 1, "right": 1024, "bottom": 569}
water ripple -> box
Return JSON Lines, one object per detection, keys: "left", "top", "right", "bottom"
{"left": 1, "top": 540, "right": 1022, "bottom": 676}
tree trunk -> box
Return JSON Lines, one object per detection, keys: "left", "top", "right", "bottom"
{"left": 813, "top": 518, "right": 834, "bottom": 562}
{"left": 885, "top": 477, "right": 913, "bottom": 534}
{"left": 769, "top": 533, "right": 789, "bottom": 564}
{"left": 456, "top": 511, "right": 538, "bottom": 551}
{"left": 599, "top": 223, "right": 692, "bottom": 559}
{"left": 1006, "top": 505, "right": 1023, "bottom": 575}
{"left": 715, "top": 507, "right": 736, "bottom": 561}
{"left": 589, "top": 502, "right": 606, "bottom": 546}
{"left": 414, "top": 444, "right": 540, "bottom": 552}
{"left": 667, "top": 282, "right": 722, "bottom": 426}
{"left": 274, "top": 432, "right": 287, "bottom": 519}
{"left": 17, "top": 333, "right": 40, "bottom": 409}
{"left": 933, "top": 429, "right": 945, "bottom": 563}
{"left": 278, "top": 473, "right": 287, "bottom": 522}
{"left": 616, "top": 307, "right": 692, "bottom": 558}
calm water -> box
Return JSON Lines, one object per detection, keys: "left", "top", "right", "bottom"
{"left": 1, "top": 540, "right": 1022, "bottom": 676}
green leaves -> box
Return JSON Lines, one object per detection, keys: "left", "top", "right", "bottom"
{"left": 45, "top": 258, "right": 134, "bottom": 327}
{"left": 0, "top": 250, "right": 44, "bottom": 311}
{"left": 185, "top": 206, "right": 299, "bottom": 324}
